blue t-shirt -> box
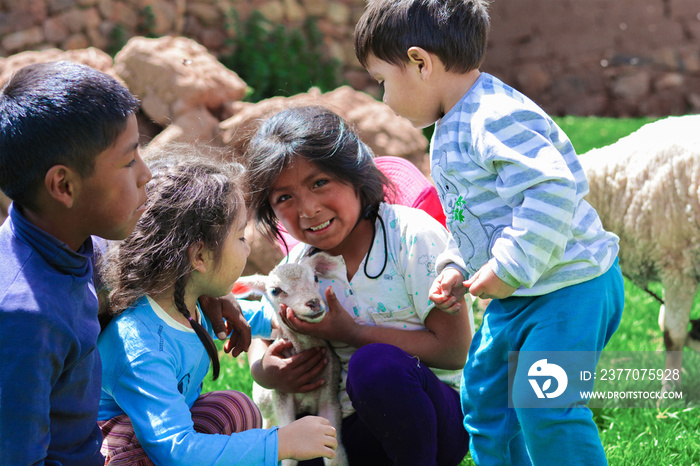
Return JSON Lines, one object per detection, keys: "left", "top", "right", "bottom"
{"left": 0, "top": 203, "right": 103, "bottom": 465}
{"left": 98, "top": 295, "right": 278, "bottom": 465}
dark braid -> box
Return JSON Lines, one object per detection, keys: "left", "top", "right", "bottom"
{"left": 173, "top": 274, "right": 220, "bottom": 380}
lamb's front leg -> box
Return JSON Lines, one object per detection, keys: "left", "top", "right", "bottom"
{"left": 252, "top": 383, "right": 277, "bottom": 429}
{"left": 317, "top": 397, "right": 347, "bottom": 466}
{"left": 275, "top": 393, "right": 300, "bottom": 466}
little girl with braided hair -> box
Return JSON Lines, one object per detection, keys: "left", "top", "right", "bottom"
{"left": 97, "top": 144, "right": 338, "bottom": 465}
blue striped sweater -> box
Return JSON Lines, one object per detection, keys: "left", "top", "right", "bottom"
{"left": 432, "top": 73, "right": 618, "bottom": 296}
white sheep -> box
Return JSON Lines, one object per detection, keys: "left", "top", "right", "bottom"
{"left": 236, "top": 252, "right": 348, "bottom": 466}
{"left": 579, "top": 114, "right": 700, "bottom": 378}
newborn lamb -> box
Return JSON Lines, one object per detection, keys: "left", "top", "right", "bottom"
{"left": 236, "top": 252, "right": 347, "bottom": 466}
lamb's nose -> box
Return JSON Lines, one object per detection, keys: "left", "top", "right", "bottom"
{"left": 306, "top": 299, "right": 321, "bottom": 312}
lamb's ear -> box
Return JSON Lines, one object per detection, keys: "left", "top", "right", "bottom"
{"left": 308, "top": 252, "right": 343, "bottom": 278}
{"left": 232, "top": 275, "right": 268, "bottom": 299}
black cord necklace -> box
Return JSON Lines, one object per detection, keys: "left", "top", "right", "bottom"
{"left": 362, "top": 204, "right": 388, "bottom": 279}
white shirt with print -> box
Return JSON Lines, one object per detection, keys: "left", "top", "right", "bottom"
{"left": 288, "top": 203, "right": 473, "bottom": 417}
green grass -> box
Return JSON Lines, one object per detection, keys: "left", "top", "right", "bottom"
{"left": 204, "top": 116, "right": 700, "bottom": 465}
{"left": 554, "top": 115, "right": 659, "bottom": 154}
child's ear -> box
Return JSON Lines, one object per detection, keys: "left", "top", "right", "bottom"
{"left": 189, "top": 241, "right": 209, "bottom": 274}
{"left": 407, "top": 46, "right": 433, "bottom": 80}
{"left": 44, "top": 165, "right": 79, "bottom": 208}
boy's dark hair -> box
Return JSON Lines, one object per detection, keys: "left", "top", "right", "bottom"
{"left": 0, "top": 61, "right": 140, "bottom": 210}
{"left": 354, "top": 0, "right": 490, "bottom": 73}
{"left": 244, "top": 105, "right": 393, "bottom": 251}
{"left": 104, "top": 144, "right": 245, "bottom": 381}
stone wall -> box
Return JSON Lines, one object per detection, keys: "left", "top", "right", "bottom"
{"left": 485, "top": 0, "right": 700, "bottom": 117}
{"left": 0, "top": 0, "right": 366, "bottom": 82}
{"left": 1, "top": 0, "right": 699, "bottom": 117}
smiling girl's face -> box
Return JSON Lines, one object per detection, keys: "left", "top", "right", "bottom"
{"left": 269, "top": 157, "right": 364, "bottom": 258}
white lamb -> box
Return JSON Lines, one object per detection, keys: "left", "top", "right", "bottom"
{"left": 579, "top": 114, "right": 700, "bottom": 378}
{"left": 236, "top": 252, "right": 348, "bottom": 466}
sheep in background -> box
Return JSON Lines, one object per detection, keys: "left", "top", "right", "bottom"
{"left": 235, "top": 252, "right": 347, "bottom": 466}
{"left": 579, "top": 114, "right": 700, "bottom": 378}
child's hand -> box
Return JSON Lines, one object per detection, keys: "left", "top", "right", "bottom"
{"left": 256, "top": 339, "right": 328, "bottom": 393}
{"left": 429, "top": 268, "right": 467, "bottom": 314}
{"left": 464, "top": 263, "right": 517, "bottom": 300}
{"left": 277, "top": 416, "right": 338, "bottom": 461}
{"left": 281, "top": 287, "right": 359, "bottom": 343}
{"left": 198, "top": 293, "right": 251, "bottom": 357}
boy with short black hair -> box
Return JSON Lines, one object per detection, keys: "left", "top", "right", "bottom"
{"left": 0, "top": 61, "right": 151, "bottom": 464}
{"left": 355, "top": 1, "right": 624, "bottom": 464}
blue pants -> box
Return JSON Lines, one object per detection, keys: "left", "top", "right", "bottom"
{"left": 462, "top": 261, "right": 624, "bottom": 465}
{"left": 343, "top": 343, "right": 469, "bottom": 465}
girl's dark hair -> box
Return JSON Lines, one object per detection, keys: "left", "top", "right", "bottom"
{"left": 0, "top": 61, "right": 140, "bottom": 210}
{"left": 354, "top": 0, "right": 490, "bottom": 73}
{"left": 244, "top": 105, "right": 393, "bottom": 251}
{"left": 104, "top": 144, "right": 244, "bottom": 380}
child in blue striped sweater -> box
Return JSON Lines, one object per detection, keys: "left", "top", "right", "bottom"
{"left": 355, "top": 1, "right": 624, "bottom": 465}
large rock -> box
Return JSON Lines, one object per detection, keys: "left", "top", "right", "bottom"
{"left": 241, "top": 223, "right": 285, "bottom": 276}
{"left": 146, "top": 107, "right": 222, "bottom": 152}
{"left": 220, "top": 85, "right": 429, "bottom": 174}
{"left": 0, "top": 47, "right": 117, "bottom": 87}
{"left": 327, "top": 86, "right": 429, "bottom": 174}
{"left": 114, "top": 36, "right": 247, "bottom": 126}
